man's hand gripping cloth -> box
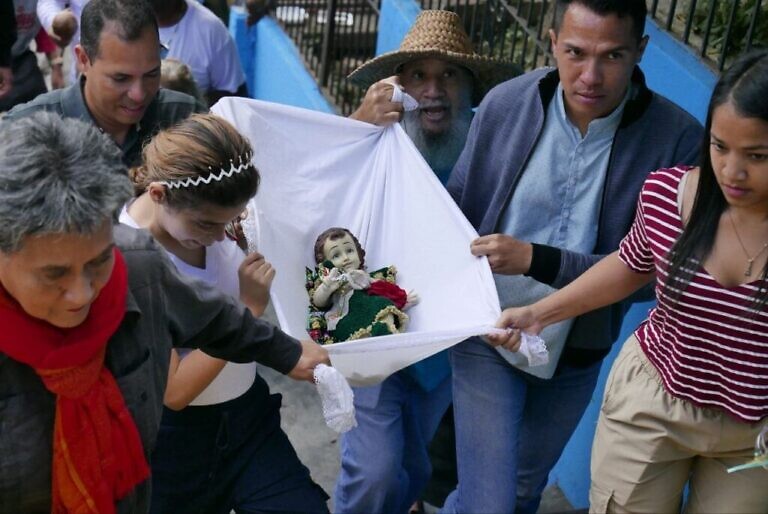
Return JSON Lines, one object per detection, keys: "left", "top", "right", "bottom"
{"left": 213, "top": 97, "right": 549, "bottom": 386}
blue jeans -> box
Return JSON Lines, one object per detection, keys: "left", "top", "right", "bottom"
{"left": 334, "top": 371, "right": 452, "bottom": 514}
{"left": 442, "top": 337, "right": 601, "bottom": 514}
{"left": 149, "top": 378, "right": 329, "bottom": 514}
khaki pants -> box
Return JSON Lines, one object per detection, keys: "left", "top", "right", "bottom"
{"left": 589, "top": 336, "right": 768, "bottom": 514}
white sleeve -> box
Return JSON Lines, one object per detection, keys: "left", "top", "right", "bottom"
{"left": 207, "top": 23, "right": 246, "bottom": 93}
{"left": 36, "top": 0, "right": 69, "bottom": 32}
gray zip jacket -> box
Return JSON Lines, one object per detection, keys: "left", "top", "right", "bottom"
{"left": 448, "top": 67, "right": 703, "bottom": 356}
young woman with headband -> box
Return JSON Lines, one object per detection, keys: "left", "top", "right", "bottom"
{"left": 124, "top": 113, "right": 329, "bottom": 514}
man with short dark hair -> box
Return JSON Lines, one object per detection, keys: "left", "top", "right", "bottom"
{"left": 441, "top": 1, "right": 703, "bottom": 513}
{"left": 7, "top": 0, "right": 205, "bottom": 166}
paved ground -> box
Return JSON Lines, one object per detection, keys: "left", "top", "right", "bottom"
{"left": 260, "top": 363, "right": 578, "bottom": 513}
{"left": 259, "top": 307, "right": 578, "bottom": 514}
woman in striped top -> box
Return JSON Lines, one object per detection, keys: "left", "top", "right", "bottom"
{"left": 489, "top": 50, "right": 768, "bottom": 513}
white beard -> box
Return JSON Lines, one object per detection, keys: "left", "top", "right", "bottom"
{"left": 401, "top": 108, "right": 473, "bottom": 177}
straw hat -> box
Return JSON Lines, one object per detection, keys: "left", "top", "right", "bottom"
{"left": 348, "top": 10, "right": 521, "bottom": 105}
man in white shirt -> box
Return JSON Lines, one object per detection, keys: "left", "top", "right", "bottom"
{"left": 38, "top": 0, "right": 246, "bottom": 105}
{"left": 152, "top": 0, "right": 247, "bottom": 105}
{"left": 37, "top": 0, "right": 84, "bottom": 84}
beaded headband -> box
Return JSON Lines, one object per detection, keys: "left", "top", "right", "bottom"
{"left": 159, "top": 153, "right": 253, "bottom": 190}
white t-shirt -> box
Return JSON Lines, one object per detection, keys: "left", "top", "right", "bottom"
{"left": 36, "top": 0, "right": 86, "bottom": 84}
{"left": 158, "top": 0, "right": 245, "bottom": 94}
{"left": 120, "top": 206, "right": 257, "bottom": 406}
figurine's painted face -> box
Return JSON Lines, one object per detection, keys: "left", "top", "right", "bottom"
{"left": 323, "top": 233, "right": 361, "bottom": 272}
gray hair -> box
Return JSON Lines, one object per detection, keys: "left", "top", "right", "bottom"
{"left": 0, "top": 112, "right": 133, "bottom": 253}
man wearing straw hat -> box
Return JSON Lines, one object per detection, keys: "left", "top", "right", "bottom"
{"left": 349, "top": 10, "right": 519, "bottom": 183}
{"left": 442, "top": 1, "right": 703, "bottom": 513}
{"left": 334, "top": 11, "right": 519, "bottom": 514}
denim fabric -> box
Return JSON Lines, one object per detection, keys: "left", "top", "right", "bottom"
{"left": 149, "top": 381, "right": 329, "bottom": 514}
{"left": 334, "top": 372, "right": 452, "bottom": 514}
{"left": 441, "top": 337, "right": 601, "bottom": 514}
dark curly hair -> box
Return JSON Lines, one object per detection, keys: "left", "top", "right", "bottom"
{"left": 313, "top": 227, "right": 365, "bottom": 269}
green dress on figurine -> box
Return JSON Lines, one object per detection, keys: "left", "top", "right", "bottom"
{"left": 306, "top": 228, "right": 411, "bottom": 344}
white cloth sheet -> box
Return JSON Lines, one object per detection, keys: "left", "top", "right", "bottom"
{"left": 213, "top": 98, "right": 543, "bottom": 385}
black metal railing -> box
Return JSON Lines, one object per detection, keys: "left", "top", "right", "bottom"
{"left": 417, "top": 0, "right": 766, "bottom": 73}
{"left": 274, "top": 0, "right": 380, "bottom": 115}
{"left": 276, "top": 0, "right": 765, "bottom": 112}
{"left": 649, "top": 0, "right": 766, "bottom": 71}
{"left": 420, "top": 0, "right": 556, "bottom": 70}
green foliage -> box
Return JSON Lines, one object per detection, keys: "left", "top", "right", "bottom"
{"left": 478, "top": 7, "right": 551, "bottom": 71}
{"left": 691, "top": 0, "right": 768, "bottom": 61}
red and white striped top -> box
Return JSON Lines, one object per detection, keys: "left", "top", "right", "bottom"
{"left": 619, "top": 167, "right": 768, "bottom": 422}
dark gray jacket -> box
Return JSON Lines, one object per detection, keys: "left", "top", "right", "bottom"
{"left": 448, "top": 67, "right": 703, "bottom": 356}
{"left": 0, "top": 225, "right": 301, "bottom": 513}
{"left": 4, "top": 82, "right": 206, "bottom": 167}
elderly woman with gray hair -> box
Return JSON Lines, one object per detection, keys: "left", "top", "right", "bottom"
{"left": 0, "top": 112, "right": 329, "bottom": 514}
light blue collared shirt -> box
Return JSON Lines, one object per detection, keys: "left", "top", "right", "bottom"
{"left": 494, "top": 83, "right": 629, "bottom": 377}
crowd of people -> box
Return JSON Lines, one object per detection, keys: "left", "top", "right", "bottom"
{"left": 0, "top": 0, "right": 766, "bottom": 513}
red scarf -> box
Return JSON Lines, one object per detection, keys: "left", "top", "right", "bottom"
{"left": 0, "top": 249, "right": 149, "bottom": 513}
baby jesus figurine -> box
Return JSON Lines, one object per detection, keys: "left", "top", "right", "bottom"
{"left": 305, "top": 227, "right": 418, "bottom": 344}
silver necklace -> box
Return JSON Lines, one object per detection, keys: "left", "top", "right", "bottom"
{"left": 728, "top": 210, "right": 768, "bottom": 277}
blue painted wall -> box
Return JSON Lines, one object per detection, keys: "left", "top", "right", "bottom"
{"left": 640, "top": 21, "right": 718, "bottom": 124}
{"left": 376, "top": 0, "right": 420, "bottom": 55}
{"left": 229, "top": 7, "right": 334, "bottom": 113}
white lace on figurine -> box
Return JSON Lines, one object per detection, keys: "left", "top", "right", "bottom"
{"left": 327, "top": 269, "right": 372, "bottom": 290}
{"left": 160, "top": 153, "right": 253, "bottom": 190}
{"left": 314, "top": 364, "right": 357, "bottom": 433}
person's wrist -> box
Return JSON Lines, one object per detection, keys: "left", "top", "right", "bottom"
{"left": 529, "top": 303, "right": 543, "bottom": 326}
{"left": 523, "top": 242, "right": 533, "bottom": 274}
